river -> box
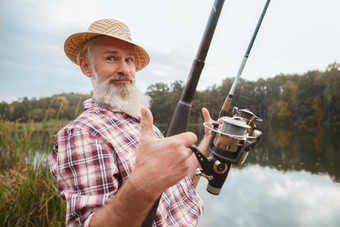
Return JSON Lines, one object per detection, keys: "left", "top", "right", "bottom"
{"left": 186, "top": 124, "right": 340, "bottom": 227}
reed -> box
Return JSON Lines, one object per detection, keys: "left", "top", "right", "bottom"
{"left": 0, "top": 117, "right": 66, "bottom": 226}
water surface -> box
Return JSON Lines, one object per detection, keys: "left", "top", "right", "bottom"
{"left": 196, "top": 165, "right": 340, "bottom": 227}
{"left": 189, "top": 125, "right": 340, "bottom": 227}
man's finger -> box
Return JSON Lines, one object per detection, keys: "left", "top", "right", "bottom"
{"left": 202, "top": 107, "right": 212, "bottom": 123}
{"left": 140, "top": 107, "right": 155, "bottom": 138}
{"left": 168, "top": 132, "right": 197, "bottom": 148}
{"left": 202, "top": 107, "right": 214, "bottom": 137}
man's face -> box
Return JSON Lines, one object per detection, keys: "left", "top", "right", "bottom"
{"left": 80, "top": 36, "right": 150, "bottom": 118}
{"left": 89, "top": 36, "right": 137, "bottom": 86}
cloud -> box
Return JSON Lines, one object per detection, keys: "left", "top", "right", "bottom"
{"left": 196, "top": 165, "right": 340, "bottom": 227}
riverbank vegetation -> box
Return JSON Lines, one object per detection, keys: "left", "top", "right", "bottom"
{"left": 0, "top": 118, "right": 66, "bottom": 226}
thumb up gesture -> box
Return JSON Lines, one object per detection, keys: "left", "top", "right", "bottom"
{"left": 133, "top": 108, "right": 197, "bottom": 197}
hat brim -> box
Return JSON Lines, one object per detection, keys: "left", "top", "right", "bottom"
{"left": 64, "top": 32, "right": 150, "bottom": 72}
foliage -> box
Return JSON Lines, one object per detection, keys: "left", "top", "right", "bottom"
{"left": 0, "top": 117, "right": 66, "bottom": 226}
{"left": 1, "top": 63, "right": 340, "bottom": 128}
{"left": 0, "top": 93, "right": 90, "bottom": 122}
{"left": 0, "top": 165, "right": 66, "bottom": 226}
{"left": 146, "top": 62, "right": 340, "bottom": 127}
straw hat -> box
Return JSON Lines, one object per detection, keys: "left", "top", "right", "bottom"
{"left": 64, "top": 19, "right": 150, "bottom": 71}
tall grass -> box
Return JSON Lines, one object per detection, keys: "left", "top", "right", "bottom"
{"left": 0, "top": 118, "right": 66, "bottom": 226}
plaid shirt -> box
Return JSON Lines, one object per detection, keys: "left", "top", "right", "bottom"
{"left": 50, "top": 98, "right": 204, "bottom": 226}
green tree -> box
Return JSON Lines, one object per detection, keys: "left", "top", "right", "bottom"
{"left": 282, "top": 80, "right": 298, "bottom": 115}
{"left": 297, "top": 71, "right": 322, "bottom": 121}
{"left": 0, "top": 102, "right": 9, "bottom": 120}
{"left": 146, "top": 82, "right": 172, "bottom": 125}
{"left": 312, "top": 96, "right": 326, "bottom": 127}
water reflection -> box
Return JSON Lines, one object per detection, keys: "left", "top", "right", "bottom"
{"left": 196, "top": 165, "right": 340, "bottom": 227}
{"left": 247, "top": 126, "right": 340, "bottom": 183}
{"left": 153, "top": 123, "right": 340, "bottom": 226}
{"left": 171, "top": 123, "right": 340, "bottom": 183}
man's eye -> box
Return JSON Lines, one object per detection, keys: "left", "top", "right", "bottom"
{"left": 107, "top": 57, "right": 115, "bottom": 61}
{"left": 126, "top": 58, "right": 134, "bottom": 63}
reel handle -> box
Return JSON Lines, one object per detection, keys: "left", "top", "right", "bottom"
{"left": 190, "top": 145, "right": 231, "bottom": 195}
{"left": 190, "top": 119, "right": 263, "bottom": 195}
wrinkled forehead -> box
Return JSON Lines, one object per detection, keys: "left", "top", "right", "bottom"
{"left": 92, "top": 36, "right": 136, "bottom": 54}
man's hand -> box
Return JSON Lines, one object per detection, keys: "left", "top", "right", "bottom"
{"left": 185, "top": 107, "right": 214, "bottom": 180}
{"left": 132, "top": 107, "right": 198, "bottom": 199}
{"left": 90, "top": 108, "right": 197, "bottom": 227}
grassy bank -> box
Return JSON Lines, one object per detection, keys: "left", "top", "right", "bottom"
{"left": 0, "top": 119, "right": 66, "bottom": 226}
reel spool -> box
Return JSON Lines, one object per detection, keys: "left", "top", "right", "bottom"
{"left": 214, "top": 116, "right": 250, "bottom": 152}
{"left": 192, "top": 107, "right": 263, "bottom": 195}
{"left": 204, "top": 108, "right": 261, "bottom": 165}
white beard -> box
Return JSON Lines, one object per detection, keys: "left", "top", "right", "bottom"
{"left": 90, "top": 68, "right": 150, "bottom": 118}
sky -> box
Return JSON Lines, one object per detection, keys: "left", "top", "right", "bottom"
{"left": 0, "top": 0, "right": 339, "bottom": 103}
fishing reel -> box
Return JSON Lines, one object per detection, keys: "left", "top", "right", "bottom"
{"left": 191, "top": 107, "right": 263, "bottom": 195}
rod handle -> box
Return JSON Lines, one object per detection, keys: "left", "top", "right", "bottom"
{"left": 219, "top": 94, "right": 233, "bottom": 117}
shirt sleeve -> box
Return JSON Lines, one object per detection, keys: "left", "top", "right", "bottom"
{"left": 154, "top": 175, "right": 204, "bottom": 226}
{"left": 50, "top": 126, "right": 120, "bottom": 226}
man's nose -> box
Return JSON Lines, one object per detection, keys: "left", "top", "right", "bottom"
{"left": 117, "top": 61, "right": 130, "bottom": 75}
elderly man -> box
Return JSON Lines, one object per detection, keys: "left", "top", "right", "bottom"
{"left": 51, "top": 18, "right": 212, "bottom": 226}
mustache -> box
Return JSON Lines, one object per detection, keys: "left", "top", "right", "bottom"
{"left": 107, "top": 74, "right": 135, "bottom": 84}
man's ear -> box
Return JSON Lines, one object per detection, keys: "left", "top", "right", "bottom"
{"left": 79, "top": 57, "right": 92, "bottom": 78}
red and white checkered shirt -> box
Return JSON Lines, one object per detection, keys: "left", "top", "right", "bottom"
{"left": 50, "top": 98, "right": 204, "bottom": 226}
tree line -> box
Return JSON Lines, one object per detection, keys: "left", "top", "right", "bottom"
{"left": 0, "top": 93, "right": 91, "bottom": 123}
{"left": 1, "top": 63, "right": 339, "bottom": 128}
{"left": 147, "top": 62, "right": 340, "bottom": 128}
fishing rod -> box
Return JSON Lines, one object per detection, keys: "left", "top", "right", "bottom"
{"left": 219, "top": 0, "right": 271, "bottom": 118}
{"left": 166, "top": 0, "right": 225, "bottom": 137}
{"left": 142, "top": 0, "right": 225, "bottom": 226}
{"left": 192, "top": 0, "right": 271, "bottom": 195}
